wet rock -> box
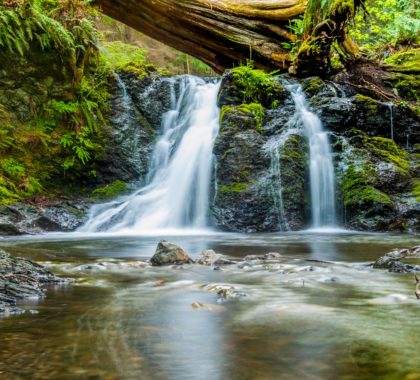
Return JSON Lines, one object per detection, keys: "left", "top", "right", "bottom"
{"left": 204, "top": 284, "right": 247, "bottom": 299}
{"left": 196, "top": 250, "right": 235, "bottom": 266}
{"left": 373, "top": 246, "right": 420, "bottom": 273}
{"left": 94, "top": 73, "right": 168, "bottom": 185}
{"left": 0, "top": 250, "right": 72, "bottom": 317}
{"left": 0, "top": 202, "right": 90, "bottom": 236}
{"left": 150, "top": 240, "right": 194, "bottom": 266}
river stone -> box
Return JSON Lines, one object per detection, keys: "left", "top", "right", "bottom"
{"left": 150, "top": 240, "right": 193, "bottom": 266}
{"left": 196, "top": 250, "right": 235, "bottom": 266}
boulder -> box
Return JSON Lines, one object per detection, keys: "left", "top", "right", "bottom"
{"left": 0, "top": 250, "right": 72, "bottom": 317}
{"left": 0, "top": 202, "right": 90, "bottom": 236}
{"left": 150, "top": 240, "right": 193, "bottom": 266}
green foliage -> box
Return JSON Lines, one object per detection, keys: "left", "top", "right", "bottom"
{"left": 101, "top": 41, "right": 155, "bottom": 77}
{"left": 303, "top": 0, "right": 334, "bottom": 35}
{"left": 175, "top": 54, "right": 213, "bottom": 76}
{"left": 0, "top": 1, "right": 113, "bottom": 204}
{"left": 92, "top": 180, "right": 129, "bottom": 200}
{"left": 231, "top": 61, "right": 280, "bottom": 106}
{"left": 351, "top": 0, "right": 420, "bottom": 52}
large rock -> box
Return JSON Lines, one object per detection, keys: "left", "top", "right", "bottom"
{"left": 0, "top": 250, "right": 71, "bottom": 317}
{"left": 95, "top": 73, "right": 176, "bottom": 185}
{"left": 0, "top": 202, "right": 89, "bottom": 236}
{"left": 373, "top": 246, "right": 420, "bottom": 273}
{"left": 150, "top": 241, "right": 193, "bottom": 266}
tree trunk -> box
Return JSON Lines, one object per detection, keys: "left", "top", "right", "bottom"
{"left": 94, "top": 0, "right": 306, "bottom": 73}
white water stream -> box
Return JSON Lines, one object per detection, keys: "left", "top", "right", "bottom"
{"left": 288, "top": 84, "right": 337, "bottom": 228}
{"left": 80, "top": 76, "right": 221, "bottom": 233}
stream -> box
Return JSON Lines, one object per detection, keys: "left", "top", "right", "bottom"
{"left": 0, "top": 232, "right": 419, "bottom": 380}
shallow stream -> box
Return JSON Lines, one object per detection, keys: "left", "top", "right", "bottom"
{"left": 0, "top": 232, "right": 419, "bottom": 380}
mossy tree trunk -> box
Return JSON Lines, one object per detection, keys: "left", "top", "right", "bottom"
{"left": 290, "top": 0, "right": 366, "bottom": 76}
{"left": 95, "top": 0, "right": 365, "bottom": 75}
{"left": 94, "top": 0, "right": 306, "bottom": 73}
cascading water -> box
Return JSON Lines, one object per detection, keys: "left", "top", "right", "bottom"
{"left": 80, "top": 76, "right": 221, "bottom": 233}
{"left": 387, "top": 102, "right": 394, "bottom": 140}
{"left": 287, "top": 84, "right": 336, "bottom": 228}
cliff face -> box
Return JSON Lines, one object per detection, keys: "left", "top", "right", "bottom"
{"left": 211, "top": 69, "right": 419, "bottom": 232}
{"left": 0, "top": 38, "right": 418, "bottom": 234}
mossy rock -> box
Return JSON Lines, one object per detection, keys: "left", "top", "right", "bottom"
{"left": 218, "top": 65, "right": 287, "bottom": 108}
{"left": 384, "top": 48, "right": 420, "bottom": 74}
{"left": 92, "top": 180, "right": 129, "bottom": 200}
{"left": 384, "top": 73, "right": 419, "bottom": 102}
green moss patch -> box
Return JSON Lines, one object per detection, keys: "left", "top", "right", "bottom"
{"left": 231, "top": 62, "right": 284, "bottom": 107}
{"left": 384, "top": 48, "right": 420, "bottom": 74}
{"left": 365, "top": 137, "right": 410, "bottom": 174}
{"left": 220, "top": 182, "right": 253, "bottom": 194}
{"left": 92, "top": 180, "right": 129, "bottom": 200}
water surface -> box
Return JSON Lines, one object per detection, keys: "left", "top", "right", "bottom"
{"left": 0, "top": 232, "right": 419, "bottom": 380}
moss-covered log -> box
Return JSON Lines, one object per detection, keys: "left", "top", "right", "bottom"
{"left": 94, "top": 0, "right": 306, "bottom": 73}
{"left": 291, "top": 0, "right": 366, "bottom": 76}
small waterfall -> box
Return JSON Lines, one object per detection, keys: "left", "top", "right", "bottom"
{"left": 265, "top": 133, "right": 294, "bottom": 231}
{"left": 287, "top": 84, "right": 336, "bottom": 228}
{"left": 387, "top": 103, "right": 394, "bottom": 140}
{"left": 80, "top": 76, "right": 221, "bottom": 233}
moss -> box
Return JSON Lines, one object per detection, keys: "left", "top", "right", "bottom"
{"left": 220, "top": 103, "right": 265, "bottom": 133}
{"left": 412, "top": 179, "right": 420, "bottom": 202}
{"left": 354, "top": 94, "right": 378, "bottom": 110}
{"left": 220, "top": 182, "right": 253, "bottom": 194}
{"left": 220, "top": 105, "right": 234, "bottom": 124}
{"left": 302, "top": 77, "right": 325, "bottom": 97}
{"left": 92, "top": 180, "right": 129, "bottom": 200}
{"left": 231, "top": 62, "right": 284, "bottom": 107}
{"left": 342, "top": 164, "right": 392, "bottom": 207}
{"left": 365, "top": 137, "right": 410, "bottom": 174}
{"left": 384, "top": 73, "right": 419, "bottom": 101}
{"left": 237, "top": 103, "right": 265, "bottom": 131}
{"left": 384, "top": 48, "right": 420, "bottom": 74}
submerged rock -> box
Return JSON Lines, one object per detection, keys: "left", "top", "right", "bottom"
{"left": 0, "top": 250, "right": 72, "bottom": 317}
{"left": 150, "top": 241, "right": 194, "bottom": 266}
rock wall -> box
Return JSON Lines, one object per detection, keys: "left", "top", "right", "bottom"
{"left": 212, "top": 71, "right": 419, "bottom": 233}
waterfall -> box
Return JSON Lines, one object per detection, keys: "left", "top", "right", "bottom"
{"left": 288, "top": 84, "right": 336, "bottom": 228}
{"left": 387, "top": 103, "right": 394, "bottom": 140}
{"left": 265, "top": 132, "right": 296, "bottom": 231}
{"left": 80, "top": 76, "right": 221, "bottom": 233}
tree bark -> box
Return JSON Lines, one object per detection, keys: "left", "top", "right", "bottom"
{"left": 94, "top": 0, "right": 306, "bottom": 73}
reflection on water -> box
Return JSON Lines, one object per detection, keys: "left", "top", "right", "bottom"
{"left": 0, "top": 232, "right": 419, "bottom": 380}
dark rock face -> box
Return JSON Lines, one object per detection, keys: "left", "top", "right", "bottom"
{"left": 95, "top": 73, "right": 175, "bottom": 185}
{"left": 212, "top": 109, "right": 275, "bottom": 232}
{"left": 212, "top": 73, "right": 312, "bottom": 232}
{"left": 0, "top": 250, "right": 72, "bottom": 317}
{"left": 0, "top": 202, "right": 89, "bottom": 236}
{"left": 150, "top": 240, "right": 194, "bottom": 266}
{"left": 212, "top": 72, "right": 419, "bottom": 232}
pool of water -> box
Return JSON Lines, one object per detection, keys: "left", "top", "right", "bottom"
{"left": 0, "top": 231, "right": 419, "bottom": 380}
